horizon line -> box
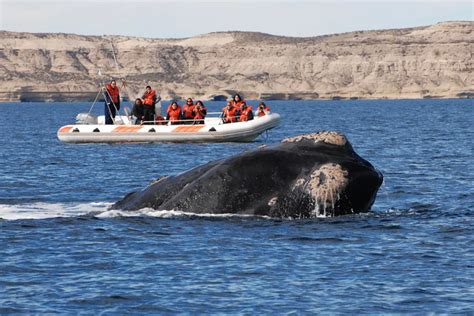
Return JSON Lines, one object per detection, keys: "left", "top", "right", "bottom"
{"left": 1, "top": 20, "right": 470, "bottom": 40}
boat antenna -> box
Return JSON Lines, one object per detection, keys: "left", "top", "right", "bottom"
{"left": 109, "top": 38, "right": 137, "bottom": 105}
{"left": 110, "top": 40, "right": 121, "bottom": 74}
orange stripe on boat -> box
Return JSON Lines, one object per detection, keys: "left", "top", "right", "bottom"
{"left": 112, "top": 126, "right": 142, "bottom": 133}
{"left": 173, "top": 126, "right": 204, "bottom": 133}
{"left": 58, "top": 126, "right": 73, "bottom": 133}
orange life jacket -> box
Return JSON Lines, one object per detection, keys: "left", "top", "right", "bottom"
{"left": 194, "top": 106, "right": 206, "bottom": 120}
{"left": 183, "top": 104, "right": 195, "bottom": 119}
{"left": 143, "top": 90, "right": 156, "bottom": 106}
{"left": 223, "top": 105, "right": 239, "bottom": 123}
{"left": 257, "top": 105, "right": 270, "bottom": 117}
{"left": 167, "top": 105, "right": 182, "bottom": 122}
{"left": 231, "top": 100, "right": 246, "bottom": 109}
{"left": 106, "top": 84, "right": 120, "bottom": 104}
{"left": 240, "top": 106, "right": 253, "bottom": 121}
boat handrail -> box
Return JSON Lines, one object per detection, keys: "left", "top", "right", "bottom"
{"left": 140, "top": 114, "right": 248, "bottom": 126}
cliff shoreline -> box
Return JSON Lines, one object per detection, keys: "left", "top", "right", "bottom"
{"left": 1, "top": 21, "right": 472, "bottom": 102}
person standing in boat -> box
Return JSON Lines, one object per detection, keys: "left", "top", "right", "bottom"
{"left": 104, "top": 79, "right": 120, "bottom": 124}
{"left": 182, "top": 98, "right": 195, "bottom": 124}
{"left": 142, "top": 85, "right": 157, "bottom": 124}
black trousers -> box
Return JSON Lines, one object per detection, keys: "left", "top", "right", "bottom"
{"left": 105, "top": 101, "right": 120, "bottom": 125}
{"left": 143, "top": 105, "right": 155, "bottom": 124}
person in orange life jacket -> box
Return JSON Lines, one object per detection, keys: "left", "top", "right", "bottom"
{"left": 257, "top": 102, "right": 270, "bottom": 117}
{"left": 193, "top": 100, "right": 207, "bottom": 125}
{"left": 240, "top": 103, "right": 254, "bottom": 122}
{"left": 182, "top": 98, "right": 195, "bottom": 124}
{"left": 104, "top": 79, "right": 120, "bottom": 125}
{"left": 141, "top": 85, "right": 157, "bottom": 124}
{"left": 230, "top": 93, "right": 246, "bottom": 109}
{"left": 132, "top": 98, "right": 144, "bottom": 125}
{"left": 166, "top": 101, "right": 182, "bottom": 125}
{"left": 221, "top": 101, "right": 239, "bottom": 123}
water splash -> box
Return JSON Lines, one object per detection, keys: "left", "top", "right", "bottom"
{"left": 0, "top": 202, "right": 271, "bottom": 221}
{"left": 0, "top": 202, "right": 111, "bottom": 220}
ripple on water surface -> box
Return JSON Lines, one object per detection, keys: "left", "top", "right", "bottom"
{"left": 0, "top": 99, "right": 473, "bottom": 313}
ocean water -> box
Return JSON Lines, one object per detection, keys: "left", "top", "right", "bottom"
{"left": 0, "top": 99, "right": 473, "bottom": 313}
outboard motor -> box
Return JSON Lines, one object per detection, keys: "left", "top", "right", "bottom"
{"left": 75, "top": 113, "right": 98, "bottom": 125}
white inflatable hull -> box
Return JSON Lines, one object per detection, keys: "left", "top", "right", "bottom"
{"left": 57, "top": 113, "right": 281, "bottom": 143}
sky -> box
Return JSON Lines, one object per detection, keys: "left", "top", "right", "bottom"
{"left": 0, "top": 0, "right": 472, "bottom": 38}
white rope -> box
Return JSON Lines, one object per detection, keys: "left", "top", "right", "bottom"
{"left": 109, "top": 39, "right": 137, "bottom": 108}
{"left": 87, "top": 88, "right": 103, "bottom": 116}
{"left": 102, "top": 88, "right": 117, "bottom": 125}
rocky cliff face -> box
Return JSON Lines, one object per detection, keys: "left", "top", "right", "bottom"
{"left": 0, "top": 21, "right": 472, "bottom": 101}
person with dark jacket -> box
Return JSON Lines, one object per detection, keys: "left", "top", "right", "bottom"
{"left": 132, "top": 98, "right": 144, "bottom": 124}
{"left": 104, "top": 79, "right": 120, "bottom": 124}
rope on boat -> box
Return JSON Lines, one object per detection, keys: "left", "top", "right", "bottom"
{"left": 110, "top": 40, "right": 121, "bottom": 74}
{"left": 109, "top": 38, "right": 140, "bottom": 116}
{"left": 97, "top": 67, "right": 121, "bottom": 125}
{"left": 87, "top": 88, "right": 103, "bottom": 116}
{"left": 101, "top": 86, "right": 118, "bottom": 124}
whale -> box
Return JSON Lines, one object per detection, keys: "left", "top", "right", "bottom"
{"left": 112, "top": 131, "right": 383, "bottom": 218}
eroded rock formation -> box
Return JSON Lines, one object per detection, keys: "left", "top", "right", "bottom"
{"left": 0, "top": 21, "right": 472, "bottom": 101}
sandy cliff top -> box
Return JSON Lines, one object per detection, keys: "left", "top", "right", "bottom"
{"left": 0, "top": 21, "right": 472, "bottom": 101}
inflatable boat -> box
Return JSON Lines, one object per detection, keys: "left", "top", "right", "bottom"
{"left": 57, "top": 112, "right": 281, "bottom": 143}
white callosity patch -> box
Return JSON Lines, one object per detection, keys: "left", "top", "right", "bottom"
{"left": 267, "top": 197, "right": 278, "bottom": 206}
{"left": 282, "top": 131, "right": 347, "bottom": 146}
{"left": 306, "top": 163, "right": 349, "bottom": 217}
{"left": 293, "top": 178, "right": 306, "bottom": 189}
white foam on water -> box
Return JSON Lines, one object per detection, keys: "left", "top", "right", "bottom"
{"left": 0, "top": 202, "right": 111, "bottom": 221}
{"left": 97, "top": 208, "right": 271, "bottom": 219}
{"left": 0, "top": 202, "right": 271, "bottom": 221}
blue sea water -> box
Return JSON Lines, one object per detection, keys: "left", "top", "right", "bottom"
{"left": 0, "top": 99, "right": 473, "bottom": 313}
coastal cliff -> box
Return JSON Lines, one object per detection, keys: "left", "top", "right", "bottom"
{"left": 0, "top": 21, "right": 472, "bottom": 102}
